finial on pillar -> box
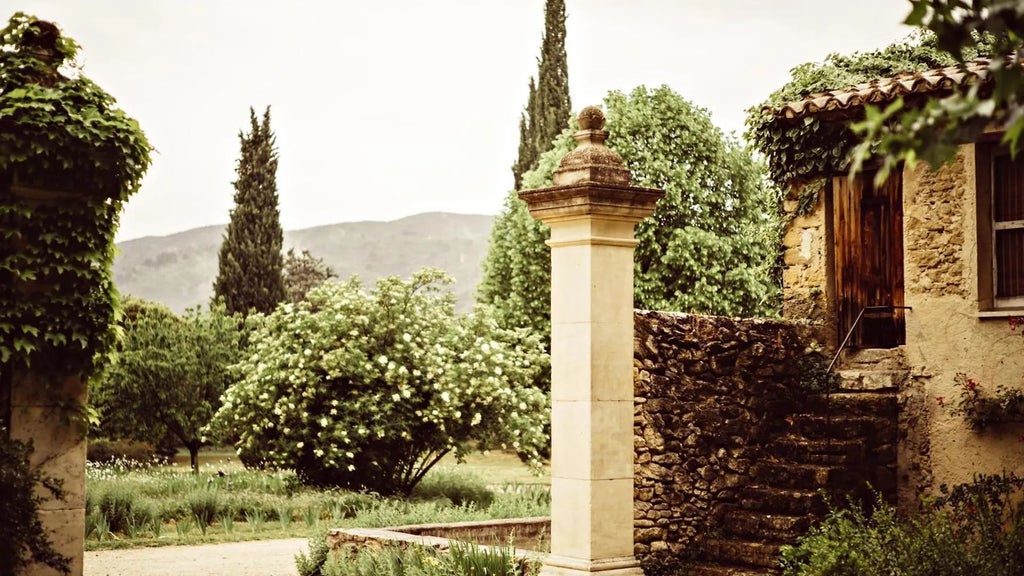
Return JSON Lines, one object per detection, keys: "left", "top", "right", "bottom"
{"left": 552, "top": 106, "right": 631, "bottom": 187}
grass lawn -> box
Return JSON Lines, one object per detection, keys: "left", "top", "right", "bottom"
{"left": 86, "top": 449, "right": 549, "bottom": 551}
{"left": 170, "top": 448, "right": 549, "bottom": 486}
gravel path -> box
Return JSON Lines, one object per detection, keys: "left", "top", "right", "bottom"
{"left": 84, "top": 538, "right": 309, "bottom": 576}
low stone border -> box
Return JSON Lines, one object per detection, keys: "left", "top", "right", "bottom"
{"left": 327, "top": 516, "right": 550, "bottom": 559}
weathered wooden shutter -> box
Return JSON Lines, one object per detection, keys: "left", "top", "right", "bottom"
{"left": 993, "top": 153, "right": 1024, "bottom": 300}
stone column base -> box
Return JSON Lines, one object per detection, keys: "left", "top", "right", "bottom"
{"left": 540, "top": 555, "right": 645, "bottom": 576}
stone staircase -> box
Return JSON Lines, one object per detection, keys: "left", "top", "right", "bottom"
{"left": 684, "top": 349, "right": 904, "bottom": 576}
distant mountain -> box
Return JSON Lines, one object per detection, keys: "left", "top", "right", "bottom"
{"left": 113, "top": 212, "right": 495, "bottom": 313}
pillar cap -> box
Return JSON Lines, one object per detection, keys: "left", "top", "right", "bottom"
{"left": 552, "top": 107, "right": 632, "bottom": 187}
{"left": 519, "top": 105, "right": 664, "bottom": 224}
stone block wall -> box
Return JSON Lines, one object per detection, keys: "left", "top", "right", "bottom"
{"left": 632, "top": 311, "right": 826, "bottom": 561}
{"left": 781, "top": 185, "right": 830, "bottom": 323}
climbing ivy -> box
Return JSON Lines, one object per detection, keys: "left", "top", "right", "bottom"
{"left": 745, "top": 31, "right": 992, "bottom": 190}
{"left": 0, "top": 12, "right": 151, "bottom": 383}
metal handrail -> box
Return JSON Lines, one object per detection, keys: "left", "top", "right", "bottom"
{"left": 822, "top": 304, "right": 912, "bottom": 451}
{"left": 825, "top": 305, "right": 913, "bottom": 375}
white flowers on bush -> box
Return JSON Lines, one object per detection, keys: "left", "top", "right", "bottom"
{"left": 208, "top": 268, "right": 550, "bottom": 494}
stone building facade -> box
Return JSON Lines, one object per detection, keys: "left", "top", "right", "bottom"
{"left": 779, "top": 141, "right": 1024, "bottom": 501}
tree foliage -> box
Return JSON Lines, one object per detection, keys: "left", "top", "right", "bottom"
{"left": 283, "top": 248, "right": 337, "bottom": 303}
{"left": 511, "top": 0, "right": 571, "bottom": 189}
{"left": 480, "top": 85, "right": 781, "bottom": 349}
{"left": 209, "top": 269, "right": 549, "bottom": 495}
{"left": 851, "top": 0, "right": 1024, "bottom": 180}
{"left": 92, "top": 299, "right": 240, "bottom": 474}
{"left": 213, "top": 106, "right": 286, "bottom": 316}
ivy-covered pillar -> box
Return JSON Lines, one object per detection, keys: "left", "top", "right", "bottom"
{"left": 0, "top": 15, "right": 150, "bottom": 576}
{"left": 520, "top": 107, "right": 663, "bottom": 576}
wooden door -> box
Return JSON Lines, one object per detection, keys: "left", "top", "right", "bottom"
{"left": 832, "top": 171, "right": 905, "bottom": 349}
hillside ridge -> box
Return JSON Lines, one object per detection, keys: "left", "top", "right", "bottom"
{"left": 114, "top": 212, "right": 495, "bottom": 312}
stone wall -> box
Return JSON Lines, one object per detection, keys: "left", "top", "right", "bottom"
{"left": 632, "top": 311, "right": 826, "bottom": 561}
{"left": 772, "top": 143, "right": 1024, "bottom": 506}
{"left": 781, "top": 184, "right": 830, "bottom": 322}
{"left": 903, "top": 151, "right": 968, "bottom": 298}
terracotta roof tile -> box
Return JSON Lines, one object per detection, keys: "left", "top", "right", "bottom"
{"left": 772, "top": 59, "right": 992, "bottom": 120}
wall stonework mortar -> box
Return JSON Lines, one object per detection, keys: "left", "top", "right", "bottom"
{"left": 631, "top": 311, "right": 900, "bottom": 571}
{"left": 903, "top": 150, "right": 968, "bottom": 297}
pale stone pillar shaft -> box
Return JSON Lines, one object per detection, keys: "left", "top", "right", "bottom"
{"left": 520, "top": 107, "right": 663, "bottom": 576}
{"left": 10, "top": 372, "right": 87, "bottom": 576}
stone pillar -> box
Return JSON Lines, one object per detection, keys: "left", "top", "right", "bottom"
{"left": 520, "top": 107, "right": 663, "bottom": 576}
{"left": 6, "top": 184, "right": 89, "bottom": 576}
{"left": 9, "top": 372, "right": 87, "bottom": 576}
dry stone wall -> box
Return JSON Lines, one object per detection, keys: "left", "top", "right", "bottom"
{"left": 903, "top": 150, "right": 968, "bottom": 297}
{"left": 781, "top": 187, "right": 830, "bottom": 321}
{"left": 632, "top": 311, "right": 826, "bottom": 562}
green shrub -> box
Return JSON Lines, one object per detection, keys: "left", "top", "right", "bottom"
{"left": 95, "top": 482, "right": 142, "bottom": 534}
{"left": 187, "top": 488, "right": 224, "bottom": 534}
{"left": 412, "top": 469, "right": 495, "bottom": 508}
{"left": 87, "top": 438, "right": 160, "bottom": 465}
{"left": 296, "top": 528, "right": 331, "bottom": 576}
{"left": 780, "top": 476, "right": 1024, "bottom": 576}
{"left": 487, "top": 485, "right": 550, "bottom": 518}
{"left": 447, "top": 540, "right": 528, "bottom": 576}
{"left": 0, "top": 434, "right": 70, "bottom": 575}
{"left": 316, "top": 542, "right": 536, "bottom": 576}
{"left": 208, "top": 270, "right": 550, "bottom": 496}
{"left": 327, "top": 491, "right": 379, "bottom": 520}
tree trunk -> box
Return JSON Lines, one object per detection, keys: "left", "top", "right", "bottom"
{"left": 188, "top": 442, "right": 201, "bottom": 475}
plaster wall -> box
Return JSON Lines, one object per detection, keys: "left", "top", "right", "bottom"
{"left": 900, "top": 145, "right": 1024, "bottom": 491}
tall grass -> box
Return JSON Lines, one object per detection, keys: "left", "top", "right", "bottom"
{"left": 85, "top": 456, "right": 549, "bottom": 548}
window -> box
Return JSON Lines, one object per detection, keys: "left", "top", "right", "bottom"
{"left": 977, "top": 144, "right": 1024, "bottom": 310}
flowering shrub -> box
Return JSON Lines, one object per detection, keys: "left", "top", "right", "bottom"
{"left": 780, "top": 476, "right": 1024, "bottom": 576}
{"left": 208, "top": 269, "right": 550, "bottom": 495}
{"left": 942, "top": 373, "right": 1024, "bottom": 430}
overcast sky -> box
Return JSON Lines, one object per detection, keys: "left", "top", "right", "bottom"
{"left": 16, "top": 1, "right": 913, "bottom": 241}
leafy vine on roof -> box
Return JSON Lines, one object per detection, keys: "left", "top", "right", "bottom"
{"left": 0, "top": 12, "right": 151, "bottom": 383}
{"left": 745, "top": 31, "right": 991, "bottom": 190}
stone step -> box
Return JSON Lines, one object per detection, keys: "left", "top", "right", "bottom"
{"left": 751, "top": 461, "right": 874, "bottom": 491}
{"left": 700, "top": 538, "right": 784, "bottom": 569}
{"left": 801, "top": 391, "right": 898, "bottom": 418}
{"left": 834, "top": 369, "right": 906, "bottom": 391}
{"left": 840, "top": 347, "right": 907, "bottom": 371}
{"left": 738, "top": 485, "right": 828, "bottom": 516}
{"left": 686, "top": 561, "right": 777, "bottom": 576}
{"left": 766, "top": 436, "right": 869, "bottom": 465}
{"left": 721, "top": 509, "right": 815, "bottom": 542}
{"left": 781, "top": 413, "right": 893, "bottom": 441}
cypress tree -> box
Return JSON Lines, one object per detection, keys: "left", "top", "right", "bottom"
{"left": 213, "top": 106, "right": 286, "bottom": 315}
{"left": 511, "top": 0, "right": 571, "bottom": 190}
